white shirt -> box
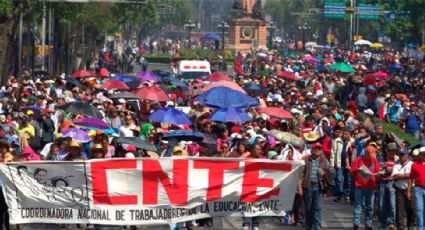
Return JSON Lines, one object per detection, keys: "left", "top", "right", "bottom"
{"left": 119, "top": 124, "right": 136, "bottom": 137}
{"left": 391, "top": 160, "right": 413, "bottom": 190}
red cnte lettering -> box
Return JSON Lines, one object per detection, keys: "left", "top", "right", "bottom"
{"left": 193, "top": 160, "right": 240, "bottom": 202}
{"left": 91, "top": 160, "right": 137, "bottom": 205}
{"left": 143, "top": 159, "right": 188, "bottom": 205}
{"left": 241, "top": 162, "right": 292, "bottom": 202}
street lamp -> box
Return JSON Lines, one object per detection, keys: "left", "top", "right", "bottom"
{"left": 298, "top": 22, "right": 311, "bottom": 50}
{"left": 267, "top": 21, "right": 277, "bottom": 49}
{"left": 184, "top": 20, "right": 196, "bottom": 48}
{"left": 217, "top": 21, "right": 229, "bottom": 50}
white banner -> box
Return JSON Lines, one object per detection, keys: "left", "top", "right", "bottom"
{"left": 0, "top": 158, "right": 303, "bottom": 225}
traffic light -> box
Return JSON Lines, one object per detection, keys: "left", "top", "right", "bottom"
{"left": 345, "top": 7, "right": 355, "bottom": 13}
{"left": 353, "top": 35, "right": 362, "bottom": 41}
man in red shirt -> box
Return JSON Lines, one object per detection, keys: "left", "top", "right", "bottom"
{"left": 408, "top": 147, "right": 425, "bottom": 230}
{"left": 350, "top": 145, "right": 381, "bottom": 230}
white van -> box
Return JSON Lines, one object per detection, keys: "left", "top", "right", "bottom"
{"left": 177, "top": 60, "right": 211, "bottom": 79}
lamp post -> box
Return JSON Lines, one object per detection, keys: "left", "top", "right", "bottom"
{"left": 184, "top": 20, "right": 196, "bottom": 48}
{"left": 217, "top": 21, "right": 229, "bottom": 50}
{"left": 298, "top": 22, "right": 311, "bottom": 50}
{"left": 267, "top": 21, "right": 277, "bottom": 49}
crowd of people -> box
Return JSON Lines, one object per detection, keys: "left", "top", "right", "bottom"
{"left": 0, "top": 45, "right": 425, "bottom": 230}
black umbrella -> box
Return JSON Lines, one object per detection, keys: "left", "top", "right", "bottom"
{"left": 163, "top": 130, "right": 204, "bottom": 142}
{"left": 65, "top": 76, "right": 82, "bottom": 87}
{"left": 63, "top": 101, "right": 102, "bottom": 118}
{"left": 114, "top": 137, "right": 157, "bottom": 152}
{"left": 243, "top": 82, "right": 267, "bottom": 96}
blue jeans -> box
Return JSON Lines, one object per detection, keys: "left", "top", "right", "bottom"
{"left": 343, "top": 167, "right": 352, "bottom": 198}
{"left": 353, "top": 187, "right": 375, "bottom": 226}
{"left": 334, "top": 167, "right": 344, "bottom": 198}
{"left": 415, "top": 186, "right": 425, "bottom": 230}
{"left": 379, "top": 181, "right": 396, "bottom": 225}
{"left": 303, "top": 185, "right": 323, "bottom": 229}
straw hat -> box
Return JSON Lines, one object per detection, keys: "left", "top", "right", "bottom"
{"left": 303, "top": 131, "right": 320, "bottom": 142}
{"left": 69, "top": 140, "right": 81, "bottom": 149}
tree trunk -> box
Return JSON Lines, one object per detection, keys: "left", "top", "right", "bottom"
{"left": 0, "top": 22, "right": 14, "bottom": 85}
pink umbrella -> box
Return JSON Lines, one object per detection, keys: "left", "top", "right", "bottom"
{"left": 373, "top": 71, "right": 388, "bottom": 79}
{"left": 260, "top": 107, "right": 293, "bottom": 119}
{"left": 205, "top": 72, "right": 232, "bottom": 81}
{"left": 134, "top": 86, "right": 168, "bottom": 102}
{"left": 353, "top": 64, "right": 368, "bottom": 70}
{"left": 324, "top": 57, "right": 335, "bottom": 64}
{"left": 99, "top": 68, "right": 109, "bottom": 77}
{"left": 303, "top": 55, "right": 319, "bottom": 63}
{"left": 200, "top": 81, "right": 246, "bottom": 94}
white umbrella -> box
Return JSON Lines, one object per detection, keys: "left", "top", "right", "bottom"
{"left": 305, "top": 41, "right": 318, "bottom": 47}
{"left": 354, "top": 39, "right": 372, "bottom": 46}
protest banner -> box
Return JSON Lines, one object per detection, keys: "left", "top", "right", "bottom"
{"left": 0, "top": 158, "right": 303, "bottom": 225}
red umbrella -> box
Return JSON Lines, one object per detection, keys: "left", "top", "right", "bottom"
{"left": 276, "top": 71, "right": 298, "bottom": 81}
{"left": 201, "top": 81, "right": 246, "bottom": 94}
{"left": 324, "top": 57, "right": 335, "bottom": 64}
{"left": 134, "top": 86, "right": 168, "bottom": 102}
{"left": 205, "top": 72, "right": 232, "bottom": 81}
{"left": 71, "top": 70, "right": 96, "bottom": 78}
{"left": 363, "top": 73, "right": 376, "bottom": 85}
{"left": 372, "top": 71, "right": 388, "bottom": 79}
{"left": 100, "top": 80, "right": 130, "bottom": 90}
{"left": 260, "top": 107, "right": 293, "bottom": 119}
{"left": 99, "top": 68, "right": 109, "bottom": 77}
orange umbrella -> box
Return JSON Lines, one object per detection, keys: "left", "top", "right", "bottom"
{"left": 134, "top": 86, "right": 169, "bottom": 102}
{"left": 201, "top": 81, "right": 246, "bottom": 94}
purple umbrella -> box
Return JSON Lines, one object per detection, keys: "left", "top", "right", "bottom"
{"left": 73, "top": 117, "right": 110, "bottom": 129}
{"left": 136, "top": 71, "right": 159, "bottom": 82}
{"left": 62, "top": 128, "right": 91, "bottom": 143}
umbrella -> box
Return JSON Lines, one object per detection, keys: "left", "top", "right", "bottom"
{"left": 303, "top": 55, "right": 319, "bottom": 63}
{"left": 354, "top": 39, "right": 372, "bottom": 46}
{"left": 315, "top": 64, "right": 329, "bottom": 72}
{"left": 163, "top": 130, "right": 204, "bottom": 142}
{"left": 71, "top": 70, "right": 96, "bottom": 78}
{"left": 161, "top": 76, "right": 189, "bottom": 91}
{"left": 134, "top": 86, "right": 169, "bottom": 102}
{"left": 407, "top": 141, "right": 425, "bottom": 151}
{"left": 305, "top": 42, "right": 318, "bottom": 47}
{"left": 353, "top": 64, "right": 368, "bottom": 70}
{"left": 330, "top": 62, "right": 355, "bottom": 73}
{"left": 373, "top": 71, "right": 388, "bottom": 79}
{"left": 111, "top": 76, "right": 141, "bottom": 89}
{"left": 200, "top": 81, "right": 246, "bottom": 94}
{"left": 99, "top": 68, "right": 109, "bottom": 77}
{"left": 73, "top": 117, "right": 110, "bottom": 129}
{"left": 268, "top": 130, "right": 304, "bottom": 147}
{"left": 195, "top": 87, "right": 258, "bottom": 108}
{"left": 407, "top": 42, "right": 416, "bottom": 49}
{"left": 62, "top": 128, "right": 91, "bottom": 143}
{"left": 203, "top": 33, "right": 220, "bottom": 40}
{"left": 23, "top": 105, "right": 42, "bottom": 111}
{"left": 148, "top": 108, "right": 192, "bottom": 125}
{"left": 243, "top": 82, "right": 267, "bottom": 96}
{"left": 205, "top": 72, "right": 232, "bottom": 82}
{"left": 276, "top": 71, "right": 298, "bottom": 81}
{"left": 65, "top": 76, "right": 82, "bottom": 87}
{"left": 109, "top": 92, "right": 139, "bottom": 99}
{"left": 136, "top": 71, "right": 159, "bottom": 82}
{"left": 363, "top": 73, "right": 376, "bottom": 85}
{"left": 389, "top": 63, "right": 402, "bottom": 70}
{"left": 208, "top": 107, "right": 252, "bottom": 123}
{"left": 114, "top": 137, "right": 157, "bottom": 152}
{"left": 370, "top": 43, "right": 383, "bottom": 48}
{"left": 63, "top": 101, "right": 103, "bottom": 118}
{"left": 323, "top": 57, "right": 335, "bottom": 64}
{"left": 100, "top": 80, "right": 130, "bottom": 90}
{"left": 260, "top": 107, "right": 293, "bottom": 119}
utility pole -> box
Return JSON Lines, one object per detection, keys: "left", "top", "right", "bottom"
{"left": 18, "top": 13, "right": 23, "bottom": 81}
{"left": 41, "top": 2, "right": 47, "bottom": 71}
{"left": 48, "top": 6, "right": 54, "bottom": 75}
{"left": 349, "top": 0, "right": 354, "bottom": 48}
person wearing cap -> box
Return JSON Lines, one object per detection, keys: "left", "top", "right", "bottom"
{"left": 350, "top": 145, "right": 381, "bottom": 230}
{"left": 378, "top": 142, "right": 397, "bottom": 229}
{"left": 400, "top": 101, "right": 422, "bottom": 139}
{"left": 40, "top": 108, "right": 55, "bottom": 147}
{"left": 17, "top": 115, "right": 35, "bottom": 149}
{"left": 391, "top": 148, "right": 415, "bottom": 230}
{"left": 298, "top": 142, "right": 329, "bottom": 230}
{"left": 408, "top": 147, "right": 425, "bottom": 230}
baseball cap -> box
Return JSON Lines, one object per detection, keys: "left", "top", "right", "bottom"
{"left": 311, "top": 142, "right": 322, "bottom": 149}
{"left": 172, "top": 146, "right": 183, "bottom": 154}
{"left": 398, "top": 148, "right": 408, "bottom": 155}
{"left": 387, "top": 142, "right": 398, "bottom": 151}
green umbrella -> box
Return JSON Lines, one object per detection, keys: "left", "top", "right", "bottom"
{"left": 330, "top": 62, "right": 355, "bottom": 73}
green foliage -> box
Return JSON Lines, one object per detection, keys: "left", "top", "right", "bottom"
{"left": 0, "top": 0, "right": 13, "bottom": 19}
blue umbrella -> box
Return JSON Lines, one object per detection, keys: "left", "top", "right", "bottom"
{"left": 203, "top": 33, "right": 220, "bottom": 40}
{"left": 407, "top": 141, "right": 425, "bottom": 151}
{"left": 111, "top": 75, "right": 141, "bottom": 89}
{"left": 389, "top": 63, "right": 402, "bottom": 71}
{"left": 195, "top": 87, "right": 258, "bottom": 108}
{"left": 316, "top": 64, "right": 329, "bottom": 72}
{"left": 407, "top": 42, "right": 416, "bottom": 49}
{"left": 243, "top": 82, "right": 267, "bottom": 96}
{"left": 148, "top": 108, "right": 192, "bottom": 125}
{"left": 163, "top": 130, "right": 204, "bottom": 142}
{"left": 209, "top": 107, "right": 252, "bottom": 123}
{"left": 162, "top": 76, "right": 189, "bottom": 91}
